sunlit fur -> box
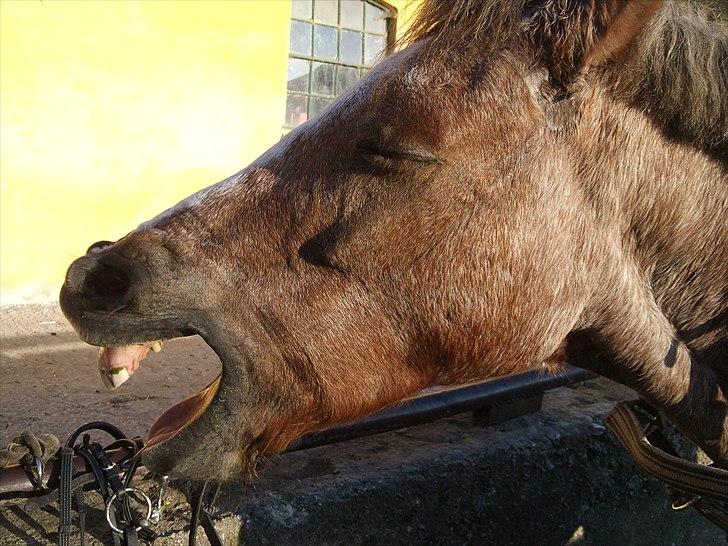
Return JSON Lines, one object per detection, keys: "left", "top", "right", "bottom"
{"left": 61, "top": 0, "right": 727, "bottom": 481}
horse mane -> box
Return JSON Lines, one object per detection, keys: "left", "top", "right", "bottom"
{"left": 402, "top": 0, "right": 728, "bottom": 156}
{"left": 614, "top": 1, "right": 728, "bottom": 156}
{"left": 401, "top": 0, "right": 526, "bottom": 52}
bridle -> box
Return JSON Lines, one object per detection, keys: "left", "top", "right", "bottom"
{"left": 0, "top": 421, "right": 223, "bottom": 546}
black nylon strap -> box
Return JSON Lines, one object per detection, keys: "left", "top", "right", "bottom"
{"left": 77, "top": 445, "right": 108, "bottom": 499}
{"left": 188, "top": 482, "right": 205, "bottom": 546}
{"left": 74, "top": 489, "right": 87, "bottom": 546}
{"left": 108, "top": 502, "right": 123, "bottom": 546}
{"left": 57, "top": 446, "right": 74, "bottom": 546}
{"left": 123, "top": 527, "right": 140, "bottom": 546}
{"left": 201, "top": 509, "right": 224, "bottom": 546}
{"left": 89, "top": 442, "right": 125, "bottom": 497}
{"left": 189, "top": 481, "right": 223, "bottom": 546}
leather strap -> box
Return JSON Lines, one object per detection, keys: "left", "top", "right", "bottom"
{"left": 607, "top": 400, "right": 728, "bottom": 531}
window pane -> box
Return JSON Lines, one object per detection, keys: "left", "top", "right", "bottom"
{"left": 313, "top": 24, "right": 337, "bottom": 60}
{"left": 311, "top": 62, "right": 335, "bottom": 95}
{"left": 310, "top": 96, "right": 335, "bottom": 118}
{"left": 365, "top": 2, "right": 387, "bottom": 34}
{"left": 287, "top": 58, "right": 310, "bottom": 92}
{"left": 364, "top": 33, "right": 386, "bottom": 63}
{"left": 290, "top": 21, "right": 312, "bottom": 56}
{"left": 340, "top": 30, "right": 363, "bottom": 65}
{"left": 313, "top": 0, "right": 338, "bottom": 24}
{"left": 340, "top": 0, "right": 363, "bottom": 30}
{"left": 291, "top": 0, "right": 312, "bottom": 20}
{"left": 285, "top": 94, "right": 309, "bottom": 127}
{"left": 336, "top": 65, "right": 360, "bottom": 93}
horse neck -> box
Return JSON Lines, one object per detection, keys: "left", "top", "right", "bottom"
{"left": 570, "top": 92, "right": 727, "bottom": 332}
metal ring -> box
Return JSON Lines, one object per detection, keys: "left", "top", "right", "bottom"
{"left": 671, "top": 495, "right": 699, "bottom": 511}
{"left": 28, "top": 456, "right": 45, "bottom": 488}
{"left": 105, "top": 487, "right": 153, "bottom": 534}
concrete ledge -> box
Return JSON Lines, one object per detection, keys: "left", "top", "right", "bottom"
{"left": 1, "top": 379, "right": 721, "bottom": 545}
{"left": 208, "top": 379, "right": 719, "bottom": 545}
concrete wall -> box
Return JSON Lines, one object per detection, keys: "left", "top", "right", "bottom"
{"left": 0, "top": 0, "right": 418, "bottom": 303}
{"left": 0, "top": 379, "right": 719, "bottom": 544}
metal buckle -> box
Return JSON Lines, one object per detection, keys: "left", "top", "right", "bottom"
{"left": 30, "top": 456, "right": 45, "bottom": 487}
{"left": 150, "top": 475, "right": 169, "bottom": 524}
{"left": 105, "top": 487, "right": 153, "bottom": 534}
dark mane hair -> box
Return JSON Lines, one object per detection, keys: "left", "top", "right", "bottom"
{"left": 615, "top": 1, "right": 728, "bottom": 155}
{"left": 401, "top": 0, "right": 526, "bottom": 51}
{"left": 403, "top": 0, "right": 728, "bottom": 155}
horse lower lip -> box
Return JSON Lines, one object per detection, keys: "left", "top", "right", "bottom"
{"left": 146, "top": 373, "right": 222, "bottom": 448}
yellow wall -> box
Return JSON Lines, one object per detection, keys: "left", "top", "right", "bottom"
{"left": 0, "top": 0, "right": 418, "bottom": 304}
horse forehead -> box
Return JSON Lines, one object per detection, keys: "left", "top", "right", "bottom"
{"left": 383, "top": 42, "right": 455, "bottom": 92}
{"left": 347, "top": 49, "right": 455, "bottom": 131}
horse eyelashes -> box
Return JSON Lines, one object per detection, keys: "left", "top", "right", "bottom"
{"left": 355, "top": 139, "right": 439, "bottom": 165}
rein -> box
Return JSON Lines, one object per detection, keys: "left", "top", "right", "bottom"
{"left": 607, "top": 400, "right": 728, "bottom": 532}
{"left": 0, "top": 421, "right": 223, "bottom": 546}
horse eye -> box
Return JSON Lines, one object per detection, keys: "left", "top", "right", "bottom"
{"left": 356, "top": 139, "right": 387, "bottom": 157}
{"left": 355, "top": 139, "right": 439, "bottom": 164}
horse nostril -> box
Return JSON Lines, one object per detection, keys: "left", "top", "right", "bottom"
{"left": 65, "top": 255, "right": 133, "bottom": 302}
{"left": 86, "top": 261, "right": 131, "bottom": 299}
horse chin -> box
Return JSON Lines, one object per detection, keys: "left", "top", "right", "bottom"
{"left": 141, "top": 371, "right": 235, "bottom": 480}
{"left": 140, "top": 366, "right": 249, "bottom": 482}
{"left": 138, "top": 330, "right": 258, "bottom": 482}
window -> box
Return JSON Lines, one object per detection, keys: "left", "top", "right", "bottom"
{"left": 285, "top": 0, "right": 395, "bottom": 129}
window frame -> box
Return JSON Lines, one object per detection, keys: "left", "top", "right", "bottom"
{"left": 284, "top": 0, "right": 398, "bottom": 129}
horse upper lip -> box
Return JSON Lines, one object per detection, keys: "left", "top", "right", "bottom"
{"left": 64, "top": 306, "right": 194, "bottom": 348}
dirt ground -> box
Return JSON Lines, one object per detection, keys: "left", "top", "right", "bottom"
{"left": 0, "top": 303, "right": 221, "bottom": 445}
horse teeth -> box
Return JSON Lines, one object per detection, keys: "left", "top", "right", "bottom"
{"left": 151, "top": 341, "right": 163, "bottom": 353}
{"left": 108, "top": 367, "right": 131, "bottom": 389}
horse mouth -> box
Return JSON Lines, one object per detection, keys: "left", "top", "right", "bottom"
{"left": 94, "top": 333, "right": 224, "bottom": 451}
{"left": 60, "top": 249, "right": 249, "bottom": 477}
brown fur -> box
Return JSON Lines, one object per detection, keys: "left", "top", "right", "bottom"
{"left": 60, "top": 0, "right": 727, "bottom": 481}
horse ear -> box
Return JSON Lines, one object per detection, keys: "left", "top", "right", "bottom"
{"left": 526, "top": 0, "right": 662, "bottom": 98}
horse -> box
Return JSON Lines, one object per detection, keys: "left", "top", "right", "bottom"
{"left": 59, "top": 0, "right": 727, "bottom": 482}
